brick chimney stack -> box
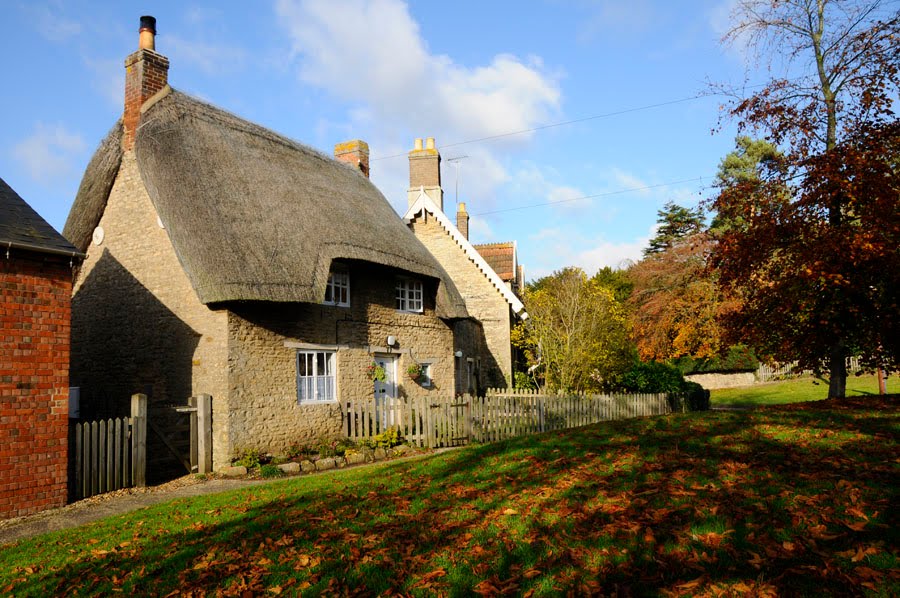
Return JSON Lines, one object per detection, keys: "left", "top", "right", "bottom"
{"left": 407, "top": 137, "right": 443, "bottom": 211}
{"left": 334, "top": 140, "right": 370, "bottom": 178}
{"left": 457, "top": 202, "right": 469, "bottom": 240}
{"left": 123, "top": 16, "right": 169, "bottom": 150}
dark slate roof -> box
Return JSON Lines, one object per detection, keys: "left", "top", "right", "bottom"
{"left": 0, "top": 176, "right": 81, "bottom": 257}
{"left": 64, "top": 88, "right": 468, "bottom": 319}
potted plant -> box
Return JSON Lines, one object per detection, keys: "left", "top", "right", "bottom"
{"left": 367, "top": 362, "right": 386, "bottom": 382}
{"left": 407, "top": 363, "right": 423, "bottom": 381}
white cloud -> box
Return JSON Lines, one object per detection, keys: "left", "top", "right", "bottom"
{"left": 467, "top": 216, "right": 494, "bottom": 242}
{"left": 83, "top": 56, "right": 123, "bottom": 107}
{"left": 165, "top": 35, "right": 247, "bottom": 75}
{"left": 575, "top": 0, "right": 657, "bottom": 43}
{"left": 28, "top": 3, "right": 81, "bottom": 43}
{"left": 527, "top": 225, "right": 653, "bottom": 279}
{"left": 275, "top": 0, "right": 560, "bottom": 207}
{"left": 13, "top": 123, "right": 86, "bottom": 183}
{"left": 512, "top": 164, "right": 590, "bottom": 212}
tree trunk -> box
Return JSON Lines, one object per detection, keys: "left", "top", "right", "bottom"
{"left": 827, "top": 341, "right": 847, "bottom": 399}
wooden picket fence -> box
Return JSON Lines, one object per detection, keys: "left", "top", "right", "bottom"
{"left": 72, "top": 394, "right": 146, "bottom": 500}
{"left": 70, "top": 393, "right": 213, "bottom": 500}
{"left": 756, "top": 356, "right": 862, "bottom": 382}
{"left": 343, "top": 395, "right": 470, "bottom": 449}
{"left": 343, "top": 388, "right": 709, "bottom": 448}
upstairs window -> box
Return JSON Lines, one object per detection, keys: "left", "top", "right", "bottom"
{"left": 297, "top": 350, "right": 336, "bottom": 403}
{"left": 324, "top": 268, "right": 350, "bottom": 307}
{"left": 396, "top": 278, "right": 423, "bottom": 313}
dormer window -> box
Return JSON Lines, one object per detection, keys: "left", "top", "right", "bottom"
{"left": 396, "top": 278, "right": 423, "bottom": 313}
{"left": 324, "top": 267, "right": 350, "bottom": 307}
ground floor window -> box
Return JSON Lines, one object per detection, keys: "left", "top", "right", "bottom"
{"left": 297, "top": 350, "right": 336, "bottom": 403}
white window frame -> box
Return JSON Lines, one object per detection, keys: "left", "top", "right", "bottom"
{"left": 296, "top": 350, "right": 337, "bottom": 403}
{"left": 396, "top": 278, "right": 424, "bottom": 313}
{"left": 323, "top": 268, "right": 350, "bottom": 307}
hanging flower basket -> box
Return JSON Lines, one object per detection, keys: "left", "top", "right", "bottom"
{"left": 367, "top": 362, "right": 386, "bottom": 382}
{"left": 407, "top": 363, "right": 423, "bottom": 380}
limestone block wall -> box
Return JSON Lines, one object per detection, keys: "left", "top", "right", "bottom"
{"left": 70, "top": 152, "right": 229, "bottom": 462}
{"left": 225, "top": 262, "right": 455, "bottom": 461}
{"left": 410, "top": 217, "right": 512, "bottom": 388}
{"left": 0, "top": 253, "right": 72, "bottom": 519}
{"left": 685, "top": 372, "right": 756, "bottom": 390}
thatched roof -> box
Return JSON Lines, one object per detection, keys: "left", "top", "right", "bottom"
{"left": 64, "top": 89, "right": 468, "bottom": 319}
{"left": 0, "top": 176, "right": 81, "bottom": 257}
{"left": 63, "top": 122, "right": 123, "bottom": 252}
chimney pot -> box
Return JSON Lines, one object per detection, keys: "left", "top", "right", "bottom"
{"left": 425, "top": 137, "right": 435, "bottom": 150}
{"left": 139, "top": 15, "right": 157, "bottom": 50}
{"left": 414, "top": 138, "right": 423, "bottom": 150}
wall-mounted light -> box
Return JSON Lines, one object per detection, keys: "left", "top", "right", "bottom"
{"left": 454, "top": 350, "right": 463, "bottom": 358}
{"left": 387, "top": 335, "right": 397, "bottom": 347}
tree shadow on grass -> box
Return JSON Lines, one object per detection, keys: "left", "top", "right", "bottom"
{"left": 3, "top": 398, "right": 898, "bottom": 596}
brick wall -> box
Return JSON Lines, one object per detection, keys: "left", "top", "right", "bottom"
{"left": 0, "top": 252, "right": 72, "bottom": 519}
{"left": 225, "top": 263, "right": 455, "bottom": 460}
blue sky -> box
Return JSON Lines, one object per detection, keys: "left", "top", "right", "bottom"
{"left": 2, "top": 0, "right": 754, "bottom": 279}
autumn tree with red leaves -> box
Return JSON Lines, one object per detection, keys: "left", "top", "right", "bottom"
{"left": 712, "top": 0, "right": 900, "bottom": 397}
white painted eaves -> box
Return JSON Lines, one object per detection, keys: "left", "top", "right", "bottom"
{"left": 403, "top": 189, "right": 528, "bottom": 320}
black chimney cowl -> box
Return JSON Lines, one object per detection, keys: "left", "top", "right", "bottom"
{"left": 139, "top": 15, "right": 156, "bottom": 34}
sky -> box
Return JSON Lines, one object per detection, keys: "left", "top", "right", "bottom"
{"left": 1, "top": 0, "right": 758, "bottom": 279}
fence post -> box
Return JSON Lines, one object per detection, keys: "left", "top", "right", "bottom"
{"left": 196, "top": 394, "right": 213, "bottom": 474}
{"left": 131, "top": 393, "right": 147, "bottom": 487}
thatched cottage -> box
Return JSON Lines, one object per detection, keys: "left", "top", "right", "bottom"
{"left": 64, "top": 18, "right": 493, "bottom": 471}
{"left": 402, "top": 140, "right": 528, "bottom": 389}
{"left": 0, "top": 177, "right": 82, "bottom": 518}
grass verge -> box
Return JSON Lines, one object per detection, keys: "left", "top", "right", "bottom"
{"left": 0, "top": 397, "right": 897, "bottom": 596}
{"left": 711, "top": 373, "right": 900, "bottom": 407}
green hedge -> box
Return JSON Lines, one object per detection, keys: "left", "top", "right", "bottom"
{"left": 670, "top": 345, "right": 759, "bottom": 375}
{"left": 617, "top": 361, "right": 709, "bottom": 411}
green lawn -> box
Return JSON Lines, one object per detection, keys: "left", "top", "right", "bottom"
{"left": 711, "top": 373, "right": 900, "bottom": 407}
{"left": 1, "top": 397, "right": 897, "bottom": 596}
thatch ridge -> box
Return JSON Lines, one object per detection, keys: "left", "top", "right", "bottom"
{"left": 63, "top": 122, "right": 124, "bottom": 251}
{"left": 131, "top": 90, "right": 467, "bottom": 318}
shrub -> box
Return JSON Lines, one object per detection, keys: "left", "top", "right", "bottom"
{"left": 373, "top": 427, "right": 403, "bottom": 448}
{"left": 259, "top": 464, "right": 283, "bottom": 478}
{"left": 670, "top": 345, "right": 759, "bottom": 374}
{"left": 233, "top": 448, "right": 262, "bottom": 469}
{"left": 619, "top": 361, "right": 687, "bottom": 393}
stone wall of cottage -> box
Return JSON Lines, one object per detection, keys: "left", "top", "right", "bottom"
{"left": 409, "top": 216, "right": 512, "bottom": 388}
{"left": 225, "top": 262, "right": 455, "bottom": 458}
{"left": 0, "top": 253, "right": 72, "bottom": 519}
{"left": 70, "top": 152, "right": 230, "bottom": 476}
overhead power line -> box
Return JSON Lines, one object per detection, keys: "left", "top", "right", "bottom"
{"left": 473, "top": 176, "right": 712, "bottom": 216}
{"left": 370, "top": 81, "right": 774, "bottom": 162}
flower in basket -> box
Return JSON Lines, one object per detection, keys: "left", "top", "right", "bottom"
{"left": 367, "top": 362, "right": 387, "bottom": 382}
{"left": 407, "top": 363, "right": 423, "bottom": 380}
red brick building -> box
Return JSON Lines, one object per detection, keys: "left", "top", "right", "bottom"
{"left": 0, "top": 176, "right": 82, "bottom": 519}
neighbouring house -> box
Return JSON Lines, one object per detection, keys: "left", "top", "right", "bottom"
{"left": 64, "top": 17, "right": 479, "bottom": 472}
{"left": 0, "top": 176, "right": 83, "bottom": 518}
{"left": 402, "top": 138, "right": 528, "bottom": 390}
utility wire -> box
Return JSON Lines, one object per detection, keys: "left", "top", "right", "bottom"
{"left": 473, "top": 176, "right": 712, "bottom": 216}
{"left": 369, "top": 81, "right": 775, "bottom": 162}
{"left": 371, "top": 95, "right": 705, "bottom": 161}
